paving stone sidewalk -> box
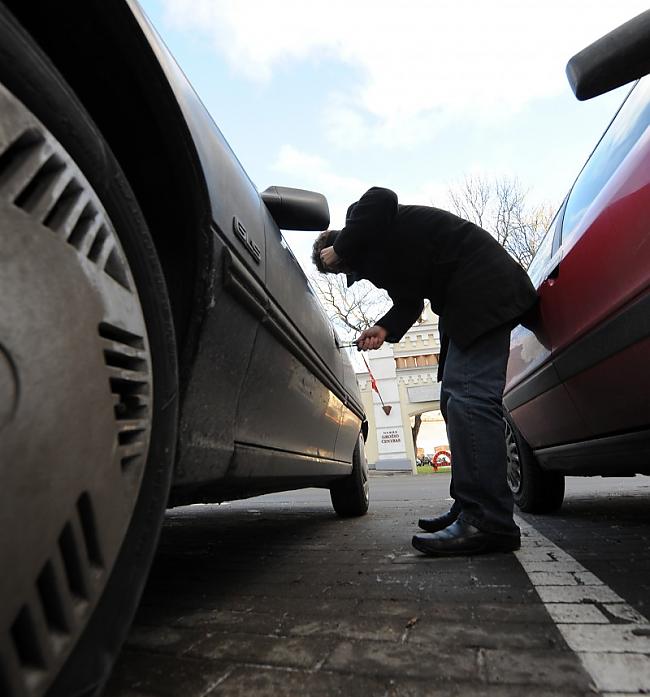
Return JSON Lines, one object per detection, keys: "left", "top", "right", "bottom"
{"left": 105, "top": 474, "right": 596, "bottom": 697}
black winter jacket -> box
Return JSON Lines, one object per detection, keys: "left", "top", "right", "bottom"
{"left": 332, "top": 187, "right": 538, "bottom": 370}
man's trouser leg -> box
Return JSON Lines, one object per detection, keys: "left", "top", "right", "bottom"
{"left": 439, "top": 387, "right": 462, "bottom": 518}
{"left": 441, "top": 324, "right": 517, "bottom": 534}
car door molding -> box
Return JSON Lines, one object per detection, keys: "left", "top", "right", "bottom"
{"left": 554, "top": 287, "right": 650, "bottom": 381}
{"left": 222, "top": 247, "right": 365, "bottom": 421}
{"left": 222, "top": 243, "right": 268, "bottom": 320}
{"left": 505, "top": 288, "right": 650, "bottom": 412}
{"left": 504, "top": 362, "right": 561, "bottom": 412}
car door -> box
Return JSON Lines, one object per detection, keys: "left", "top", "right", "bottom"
{"left": 505, "top": 205, "right": 592, "bottom": 448}
{"left": 233, "top": 207, "right": 360, "bottom": 478}
{"left": 548, "top": 77, "right": 650, "bottom": 435}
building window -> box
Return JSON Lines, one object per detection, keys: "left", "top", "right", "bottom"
{"left": 395, "top": 353, "right": 439, "bottom": 369}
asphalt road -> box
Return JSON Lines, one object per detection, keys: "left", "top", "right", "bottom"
{"left": 105, "top": 473, "right": 650, "bottom": 697}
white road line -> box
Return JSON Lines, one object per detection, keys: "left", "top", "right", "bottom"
{"left": 515, "top": 516, "right": 650, "bottom": 695}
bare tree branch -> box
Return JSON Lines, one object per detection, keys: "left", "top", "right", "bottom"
{"left": 310, "top": 273, "right": 392, "bottom": 340}
{"left": 448, "top": 175, "right": 556, "bottom": 269}
{"left": 313, "top": 176, "right": 556, "bottom": 342}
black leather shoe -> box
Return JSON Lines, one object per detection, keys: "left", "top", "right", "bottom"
{"left": 418, "top": 510, "right": 458, "bottom": 532}
{"left": 412, "top": 519, "right": 520, "bottom": 556}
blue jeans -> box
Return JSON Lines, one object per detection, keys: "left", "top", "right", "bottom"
{"left": 440, "top": 324, "right": 518, "bottom": 535}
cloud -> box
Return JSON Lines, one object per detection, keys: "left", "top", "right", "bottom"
{"left": 272, "top": 144, "right": 368, "bottom": 226}
{"left": 268, "top": 145, "right": 367, "bottom": 272}
{"left": 269, "top": 145, "right": 458, "bottom": 273}
{"left": 161, "top": 0, "right": 648, "bottom": 147}
{"left": 273, "top": 144, "right": 467, "bottom": 222}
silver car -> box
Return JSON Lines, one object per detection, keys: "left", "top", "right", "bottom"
{"left": 0, "top": 2, "right": 368, "bottom": 695}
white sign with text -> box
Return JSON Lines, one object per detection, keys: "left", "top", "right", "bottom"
{"left": 377, "top": 427, "right": 405, "bottom": 453}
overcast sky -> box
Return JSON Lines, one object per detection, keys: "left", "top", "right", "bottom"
{"left": 139, "top": 0, "right": 647, "bottom": 272}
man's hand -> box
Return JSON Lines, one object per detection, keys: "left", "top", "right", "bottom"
{"left": 320, "top": 245, "right": 340, "bottom": 270}
{"left": 356, "top": 325, "right": 388, "bottom": 351}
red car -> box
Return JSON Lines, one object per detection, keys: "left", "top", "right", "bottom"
{"left": 504, "top": 11, "right": 650, "bottom": 512}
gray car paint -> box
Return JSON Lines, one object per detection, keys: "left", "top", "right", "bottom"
{"left": 125, "top": 1, "right": 364, "bottom": 501}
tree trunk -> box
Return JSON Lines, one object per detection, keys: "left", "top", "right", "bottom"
{"left": 411, "top": 413, "right": 422, "bottom": 454}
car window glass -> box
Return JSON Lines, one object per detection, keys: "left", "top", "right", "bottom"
{"left": 527, "top": 203, "right": 564, "bottom": 287}
{"left": 527, "top": 224, "right": 555, "bottom": 288}
{"left": 561, "top": 77, "right": 650, "bottom": 247}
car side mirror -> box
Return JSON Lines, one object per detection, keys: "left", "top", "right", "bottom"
{"left": 261, "top": 186, "right": 330, "bottom": 231}
{"left": 566, "top": 10, "right": 650, "bottom": 100}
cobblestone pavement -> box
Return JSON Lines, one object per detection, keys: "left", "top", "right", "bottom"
{"left": 105, "top": 473, "right": 650, "bottom": 697}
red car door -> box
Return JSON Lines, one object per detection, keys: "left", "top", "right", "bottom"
{"left": 546, "top": 77, "right": 650, "bottom": 435}
{"left": 506, "top": 209, "right": 593, "bottom": 448}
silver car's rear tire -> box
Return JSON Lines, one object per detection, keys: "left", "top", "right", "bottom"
{"left": 330, "top": 434, "right": 370, "bottom": 517}
{"left": 0, "top": 8, "right": 177, "bottom": 697}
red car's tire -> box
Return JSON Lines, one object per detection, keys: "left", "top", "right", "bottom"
{"left": 504, "top": 414, "right": 564, "bottom": 513}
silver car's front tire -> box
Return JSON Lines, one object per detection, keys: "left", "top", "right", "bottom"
{"left": 0, "top": 8, "right": 177, "bottom": 696}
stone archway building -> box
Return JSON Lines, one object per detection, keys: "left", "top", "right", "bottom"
{"left": 355, "top": 302, "right": 446, "bottom": 472}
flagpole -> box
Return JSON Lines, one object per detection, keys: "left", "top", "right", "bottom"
{"left": 361, "top": 354, "right": 392, "bottom": 416}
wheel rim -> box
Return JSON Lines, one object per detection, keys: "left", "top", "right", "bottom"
{"left": 504, "top": 419, "right": 522, "bottom": 494}
{"left": 0, "top": 83, "right": 153, "bottom": 697}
